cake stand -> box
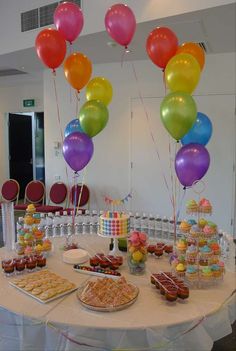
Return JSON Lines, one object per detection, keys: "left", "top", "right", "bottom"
{"left": 98, "top": 233, "right": 127, "bottom": 256}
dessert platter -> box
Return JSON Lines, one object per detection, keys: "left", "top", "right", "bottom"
{"left": 171, "top": 198, "right": 224, "bottom": 287}
{"left": 9, "top": 269, "right": 77, "bottom": 303}
{"left": 76, "top": 276, "right": 139, "bottom": 312}
{"left": 73, "top": 264, "right": 121, "bottom": 278}
{"left": 15, "top": 204, "right": 52, "bottom": 256}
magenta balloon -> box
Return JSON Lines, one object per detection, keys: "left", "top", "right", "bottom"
{"left": 105, "top": 4, "right": 136, "bottom": 47}
{"left": 63, "top": 132, "right": 94, "bottom": 172}
{"left": 54, "top": 2, "right": 84, "bottom": 43}
{"left": 175, "top": 143, "right": 210, "bottom": 187}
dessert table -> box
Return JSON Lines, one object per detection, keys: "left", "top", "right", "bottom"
{"left": 0, "top": 235, "right": 235, "bottom": 351}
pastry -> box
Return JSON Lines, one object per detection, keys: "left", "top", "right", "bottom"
{"left": 189, "top": 225, "right": 202, "bottom": 238}
{"left": 186, "top": 199, "right": 198, "bottom": 214}
{"left": 176, "top": 238, "right": 187, "bottom": 253}
{"left": 199, "top": 198, "right": 212, "bottom": 213}
{"left": 200, "top": 267, "right": 213, "bottom": 281}
{"left": 175, "top": 263, "right": 186, "bottom": 277}
{"left": 179, "top": 220, "right": 191, "bottom": 233}
{"left": 186, "top": 266, "right": 198, "bottom": 281}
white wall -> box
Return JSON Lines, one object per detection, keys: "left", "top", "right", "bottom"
{"left": 44, "top": 52, "right": 236, "bottom": 232}
{"left": 0, "top": 83, "right": 43, "bottom": 185}
{"left": 0, "top": 0, "right": 234, "bottom": 55}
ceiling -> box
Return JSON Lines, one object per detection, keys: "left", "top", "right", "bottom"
{"left": 0, "top": 2, "right": 235, "bottom": 86}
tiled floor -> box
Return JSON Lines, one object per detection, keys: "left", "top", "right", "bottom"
{"left": 212, "top": 321, "right": 236, "bottom": 351}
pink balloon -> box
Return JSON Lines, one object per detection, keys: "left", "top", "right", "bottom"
{"left": 54, "top": 2, "right": 84, "bottom": 44}
{"left": 105, "top": 3, "right": 136, "bottom": 48}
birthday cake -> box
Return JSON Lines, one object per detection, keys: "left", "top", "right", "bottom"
{"left": 99, "top": 211, "right": 130, "bottom": 237}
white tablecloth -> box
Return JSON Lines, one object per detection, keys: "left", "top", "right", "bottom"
{"left": 0, "top": 235, "right": 235, "bottom": 351}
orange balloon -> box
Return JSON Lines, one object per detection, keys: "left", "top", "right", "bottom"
{"left": 64, "top": 53, "right": 92, "bottom": 92}
{"left": 177, "top": 42, "right": 205, "bottom": 70}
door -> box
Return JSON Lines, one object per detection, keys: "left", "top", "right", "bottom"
{"left": 8, "top": 113, "right": 33, "bottom": 199}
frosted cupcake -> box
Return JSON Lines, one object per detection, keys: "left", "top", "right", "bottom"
{"left": 175, "top": 263, "right": 186, "bottom": 277}
{"left": 190, "top": 225, "right": 202, "bottom": 238}
{"left": 203, "top": 225, "right": 216, "bottom": 238}
{"left": 187, "top": 219, "right": 197, "bottom": 226}
{"left": 179, "top": 220, "right": 191, "bottom": 233}
{"left": 198, "top": 218, "right": 208, "bottom": 229}
{"left": 200, "top": 267, "right": 213, "bottom": 281}
{"left": 186, "top": 199, "right": 198, "bottom": 214}
{"left": 176, "top": 238, "right": 187, "bottom": 253}
{"left": 211, "top": 264, "right": 222, "bottom": 279}
{"left": 200, "top": 245, "right": 213, "bottom": 260}
{"left": 186, "top": 244, "right": 198, "bottom": 264}
{"left": 186, "top": 265, "right": 198, "bottom": 281}
{"left": 199, "top": 198, "right": 212, "bottom": 214}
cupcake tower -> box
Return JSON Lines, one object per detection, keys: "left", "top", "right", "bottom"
{"left": 15, "top": 204, "right": 52, "bottom": 256}
{"left": 172, "top": 198, "right": 224, "bottom": 286}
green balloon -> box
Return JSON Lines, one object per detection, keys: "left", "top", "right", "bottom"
{"left": 160, "top": 92, "right": 197, "bottom": 140}
{"left": 79, "top": 100, "right": 109, "bottom": 137}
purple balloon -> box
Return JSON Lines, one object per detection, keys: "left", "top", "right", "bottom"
{"left": 63, "top": 132, "right": 94, "bottom": 172}
{"left": 175, "top": 143, "right": 210, "bottom": 187}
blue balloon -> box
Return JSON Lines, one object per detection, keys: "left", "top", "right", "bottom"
{"left": 181, "top": 112, "right": 213, "bottom": 146}
{"left": 64, "top": 119, "right": 84, "bottom": 138}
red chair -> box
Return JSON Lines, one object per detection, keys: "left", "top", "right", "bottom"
{"left": 36, "top": 182, "right": 68, "bottom": 213}
{"left": 14, "top": 180, "right": 45, "bottom": 211}
{"left": 0, "top": 179, "right": 20, "bottom": 205}
{"left": 61, "top": 183, "right": 90, "bottom": 214}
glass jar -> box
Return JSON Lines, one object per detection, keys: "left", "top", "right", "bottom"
{"left": 127, "top": 232, "right": 148, "bottom": 275}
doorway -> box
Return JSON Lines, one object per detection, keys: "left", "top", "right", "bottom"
{"left": 8, "top": 112, "right": 45, "bottom": 199}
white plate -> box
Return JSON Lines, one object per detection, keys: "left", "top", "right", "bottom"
{"left": 9, "top": 281, "right": 77, "bottom": 304}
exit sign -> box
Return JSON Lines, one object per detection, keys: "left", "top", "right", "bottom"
{"left": 23, "top": 99, "right": 35, "bottom": 107}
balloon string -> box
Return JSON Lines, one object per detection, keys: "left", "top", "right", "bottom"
{"left": 75, "top": 90, "right": 80, "bottom": 116}
{"left": 76, "top": 167, "right": 86, "bottom": 216}
{"left": 121, "top": 47, "right": 127, "bottom": 67}
{"left": 72, "top": 172, "right": 80, "bottom": 227}
{"left": 162, "top": 69, "right": 167, "bottom": 96}
{"left": 52, "top": 72, "right": 70, "bottom": 187}
{"left": 131, "top": 61, "right": 174, "bottom": 208}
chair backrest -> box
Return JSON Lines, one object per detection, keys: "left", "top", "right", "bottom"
{"left": 70, "top": 184, "right": 90, "bottom": 208}
{"left": 25, "top": 180, "right": 45, "bottom": 204}
{"left": 1, "top": 179, "right": 20, "bottom": 203}
{"left": 49, "top": 182, "right": 68, "bottom": 205}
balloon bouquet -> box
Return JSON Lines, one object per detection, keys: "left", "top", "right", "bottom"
{"left": 35, "top": 2, "right": 113, "bottom": 177}
{"left": 146, "top": 27, "right": 212, "bottom": 188}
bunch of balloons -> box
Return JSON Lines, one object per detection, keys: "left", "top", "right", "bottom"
{"left": 146, "top": 27, "right": 212, "bottom": 187}
{"left": 63, "top": 76, "right": 113, "bottom": 172}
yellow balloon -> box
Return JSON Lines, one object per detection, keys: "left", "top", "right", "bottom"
{"left": 165, "top": 53, "right": 201, "bottom": 94}
{"left": 86, "top": 77, "right": 113, "bottom": 106}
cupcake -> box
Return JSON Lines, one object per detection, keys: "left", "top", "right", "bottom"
{"left": 176, "top": 238, "right": 187, "bottom": 253}
{"left": 180, "top": 220, "right": 191, "bottom": 233}
{"left": 186, "top": 244, "right": 197, "bottom": 264}
{"left": 26, "top": 204, "right": 36, "bottom": 214}
{"left": 218, "top": 261, "right": 225, "bottom": 274}
{"left": 203, "top": 225, "right": 216, "bottom": 238}
{"left": 24, "top": 215, "right": 35, "bottom": 226}
{"left": 200, "top": 267, "right": 213, "bottom": 281}
{"left": 199, "top": 198, "right": 212, "bottom": 214}
{"left": 198, "top": 218, "right": 208, "bottom": 229}
{"left": 210, "top": 242, "right": 221, "bottom": 256}
{"left": 186, "top": 265, "right": 198, "bottom": 281}
{"left": 198, "top": 237, "right": 207, "bottom": 247}
{"left": 186, "top": 199, "right": 198, "bottom": 214}
{"left": 35, "top": 244, "right": 43, "bottom": 254}
{"left": 187, "top": 219, "right": 197, "bottom": 226}
{"left": 190, "top": 225, "right": 202, "bottom": 238}
{"left": 211, "top": 264, "right": 222, "bottom": 278}
{"left": 42, "top": 239, "right": 52, "bottom": 252}
{"left": 206, "top": 221, "right": 218, "bottom": 234}
{"left": 175, "top": 263, "right": 186, "bottom": 277}
{"left": 33, "top": 213, "right": 41, "bottom": 224}
{"left": 15, "top": 242, "right": 25, "bottom": 255}
{"left": 200, "top": 245, "right": 213, "bottom": 260}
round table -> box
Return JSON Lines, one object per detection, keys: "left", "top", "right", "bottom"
{"left": 0, "top": 235, "right": 235, "bottom": 351}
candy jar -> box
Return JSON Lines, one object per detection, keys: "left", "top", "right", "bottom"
{"left": 127, "top": 231, "right": 148, "bottom": 275}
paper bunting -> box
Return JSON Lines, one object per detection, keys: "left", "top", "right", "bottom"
{"left": 104, "top": 193, "right": 132, "bottom": 206}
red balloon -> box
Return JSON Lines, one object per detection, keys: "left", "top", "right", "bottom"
{"left": 146, "top": 27, "right": 178, "bottom": 69}
{"left": 35, "top": 28, "right": 66, "bottom": 70}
